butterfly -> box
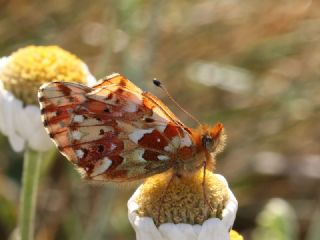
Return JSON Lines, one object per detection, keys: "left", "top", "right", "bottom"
{"left": 38, "top": 73, "right": 225, "bottom": 182}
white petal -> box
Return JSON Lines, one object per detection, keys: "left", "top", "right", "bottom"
{"left": 28, "top": 126, "right": 53, "bottom": 152}
{"left": 0, "top": 90, "right": 13, "bottom": 136}
{"left": 134, "top": 217, "right": 164, "bottom": 240}
{"left": 128, "top": 187, "right": 142, "bottom": 221}
{"left": 15, "top": 105, "right": 53, "bottom": 152}
{"left": 159, "top": 223, "right": 198, "bottom": 240}
{"left": 0, "top": 89, "right": 6, "bottom": 133}
{"left": 0, "top": 83, "right": 26, "bottom": 151}
{"left": 216, "top": 174, "right": 238, "bottom": 230}
{"left": 0, "top": 87, "right": 48, "bottom": 152}
{"left": 5, "top": 93, "right": 25, "bottom": 152}
{"left": 9, "top": 133, "right": 25, "bottom": 152}
{"left": 0, "top": 57, "right": 10, "bottom": 134}
{"left": 198, "top": 219, "right": 229, "bottom": 240}
{"left": 193, "top": 225, "right": 202, "bottom": 236}
{"left": 0, "top": 57, "right": 9, "bottom": 72}
{"left": 14, "top": 104, "right": 35, "bottom": 139}
{"left": 25, "top": 106, "right": 43, "bottom": 126}
{"left": 82, "top": 63, "right": 97, "bottom": 87}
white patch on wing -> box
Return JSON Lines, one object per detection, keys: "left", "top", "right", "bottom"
{"left": 47, "top": 111, "right": 57, "bottom": 118}
{"left": 132, "top": 149, "right": 146, "bottom": 163}
{"left": 150, "top": 110, "right": 169, "bottom": 132}
{"left": 121, "top": 148, "right": 146, "bottom": 166}
{"left": 128, "top": 128, "right": 154, "bottom": 143}
{"left": 74, "top": 115, "right": 84, "bottom": 123}
{"left": 71, "top": 131, "right": 82, "bottom": 140}
{"left": 106, "top": 72, "right": 120, "bottom": 79}
{"left": 123, "top": 102, "right": 138, "bottom": 112}
{"left": 75, "top": 149, "right": 84, "bottom": 159}
{"left": 91, "top": 157, "right": 112, "bottom": 177}
{"left": 88, "top": 86, "right": 114, "bottom": 103}
{"left": 164, "top": 145, "right": 174, "bottom": 152}
{"left": 122, "top": 92, "right": 142, "bottom": 113}
{"left": 156, "top": 125, "right": 166, "bottom": 133}
{"left": 79, "top": 118, "right": 102, "bottom": 126}
{"left": 110, "top": 143, "right": 116, "bottom": 151}
{"left": 76, "top": 126, "right": 113, "bottom": 142}
{"left": 158, "top": 155, "right": 169, "bottom": 161}
{"left": 130, "top": 93, "right": 143, "bottom": 105}
{"left": 172, "top": 136, "right": 181, "bottom": 148}
{"left": 152, "top": 110, "right": 169, "bottom": 124}
{"left": 180, "top": 133, "right": 192, "bottom": 147}
{"left": 117, "top": 121, "right": 136, "bottom": 133}
{"left": 164, "top": 136, "right": 181, "bottom": 152}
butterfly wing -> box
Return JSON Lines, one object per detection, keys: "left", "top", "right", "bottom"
{"left": 92, "top": 73, "right": 186, "bottom": 127}
{"left": 38, "top": 73, "right": 195, "bottom": 182}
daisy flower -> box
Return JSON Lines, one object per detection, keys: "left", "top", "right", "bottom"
{"left": 0, "top": 45, "right": 95, "bottom": 152}
{"left": 128, "top": 169, "right": 242, "bottom": 240}
{"left": 0, "top": 45, "right": 95, "bottom": 240}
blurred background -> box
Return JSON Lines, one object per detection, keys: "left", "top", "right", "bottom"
{"left": 0, "top": 0, "right": 320, "bottom": 239}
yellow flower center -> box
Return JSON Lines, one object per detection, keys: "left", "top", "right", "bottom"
{"left": 0, "top": 45, "right": 89, "bottom": 104}
{"left": 230, "top": 230, "right": 244, "bottom": 240}
{"left": 136, "top": 169, "right": 229, "bottom": 226}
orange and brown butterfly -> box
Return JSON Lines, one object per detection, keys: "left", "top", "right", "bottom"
{"left": 38, "top": 73, "right": 226, "bottom": 182}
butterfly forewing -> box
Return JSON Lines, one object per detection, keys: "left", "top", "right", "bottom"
{"left": 39, "top": 73, "right": 195, "bottom": 182}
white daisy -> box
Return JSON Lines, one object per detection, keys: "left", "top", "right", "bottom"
{"left": 128, "top": 172, "right": 238, "bottom": 240}
{"left": 0, "top": 46, "right": 96, "bottom": 152}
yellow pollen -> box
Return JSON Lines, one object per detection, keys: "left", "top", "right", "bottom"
{"left": 0, "top": 45, "right": 89, "bottom": 104}
{"left": 136, "top": 169, "right": 229, "bottom": 226}
{"left": 230, "top": 230, "right": 244, "bottom": 240}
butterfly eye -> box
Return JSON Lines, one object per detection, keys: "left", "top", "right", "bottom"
{"left": 202, "top": 135, "right": 214, "bottom": 150}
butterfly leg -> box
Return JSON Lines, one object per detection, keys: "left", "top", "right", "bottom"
{"left": 202, "top": 153, "right": 215, "bottom": 213}
{"left": 157, "top": 172, "right": 175, "bottom": 226}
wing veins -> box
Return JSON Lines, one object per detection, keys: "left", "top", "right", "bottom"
{"left": 42, "top": 92, "right": 87, "bottom": 100}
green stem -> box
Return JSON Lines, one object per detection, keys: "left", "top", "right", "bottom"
{"left": 19, "top": 147, "right": 43, "bottom": 240}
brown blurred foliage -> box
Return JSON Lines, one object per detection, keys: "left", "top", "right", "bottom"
{"left": 0, "top": 0, "right": 319, "bottom": 239}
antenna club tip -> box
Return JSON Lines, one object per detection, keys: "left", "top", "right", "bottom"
{"left": 153, "top": 78, "right": 162, "bottom": 87}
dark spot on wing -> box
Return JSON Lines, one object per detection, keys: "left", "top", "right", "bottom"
{"left": 97, "top": 145, "right": 104, "bottom": 153}
{"left": 106, "top": 93, "right": 113, "bottom": 100}
{"left": 116, "top": 87, "right": 124, "bottom": 94}
{"left": 56, "top": 110, "right": 62, "bottom": 116}
{"left": 119, "top": 78, "right": 127, "bottom": 87}
{"left": 144, "top": 117, "right": 154, "bottom": 123}
{"left": 58, "top": 84, "right": 71, "bottom": 95}
{"left": 143, "top": 150, "right": 159, "bottom": 161}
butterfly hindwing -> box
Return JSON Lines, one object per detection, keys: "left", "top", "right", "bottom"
{"left": 39, "top": 73, "right": 195, "bottom": 182}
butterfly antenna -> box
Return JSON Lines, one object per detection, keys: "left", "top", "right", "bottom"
{"left": 153, "top": 79, "right": 202, "bottom": 126}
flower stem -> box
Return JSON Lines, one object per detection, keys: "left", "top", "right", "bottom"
{"left": 19, "top": 147, "right": 43, "bottom": 240}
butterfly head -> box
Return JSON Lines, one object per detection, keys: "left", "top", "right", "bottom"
{"left": 201, "top": 122, "right": 225, "bottom": 154}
